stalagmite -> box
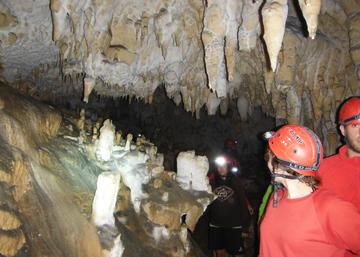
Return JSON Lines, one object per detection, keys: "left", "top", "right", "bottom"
{"left": 92, "top": 126, "right": 99, "bottom": 143}
{"left": 176, "top": 151, "right": 210, "bottom": 192}
{"left": 262, "top": 0, "right": 288, "bottom": 72}
{"left": 125, "top": 133, "right": 133, "bottom": 151}
{"left": 96, "top": 119, "right": 116, "bottom": 162}
{"left": 83, "top": 77, "right": 96, "bottom": 103}
{"left": 92, "top": 172, "right": 121, "bottom": 227}
{"left": 77, "top": 108, "right": 86, "bottom": 131}
{"left": 92, "top": 172, "right": 125, "bottom": 257}
{"left": 115, "top": 131, "right": 122, "bottom": 145}
{"left": 180, "top": 223, "right": 190, "bottom": 253}
{"left": 114, "top": 151, "right": 150, "bottom": 213}
{"left": 298, "top": 0, "right": 321, "bottom": 39}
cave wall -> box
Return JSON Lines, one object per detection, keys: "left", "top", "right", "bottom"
{"left": 0, "top": 0, "right": 359, "bottom": 155}
{"left": 80, "top": 86, "right": 275, "bottom": 172}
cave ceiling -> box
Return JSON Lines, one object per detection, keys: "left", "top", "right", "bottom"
{"left": 0, "top": 0, "right": 359, "bottom": 154}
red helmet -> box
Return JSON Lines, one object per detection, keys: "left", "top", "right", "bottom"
{"left": 338, "top": 97, "right": 360, "bottom": 125}
{"left": 266, "top": 125, "right": 323, "bottom": 176}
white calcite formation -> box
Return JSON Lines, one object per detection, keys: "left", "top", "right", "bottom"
{"left": 0, "top": 84, "right": 214, "bottom": 257}
{"left": 83, "top": 76, "right": 96, "bottom": 103}
{"left": 92, "top": 172, "right": 121, "bottom": 227}
{"left": 262, "top": 0, "right": 288, "bottom": 72}
{"left": 114, "top": 151, "right": 150, "bottom": 213}
{"left": 176, "top": 151, "right": 210, "bottom": 192}
{"left": 96, "top": 119, "right": 116, "bottom": 162}
{"left": 299, "top": 0, "right": 321, "bottom": 39}
{"left": 92, "top": 172, "right": 124, "bottom": 257}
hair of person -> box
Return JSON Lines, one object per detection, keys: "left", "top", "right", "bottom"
{"left": 264, "top": 148, "right": 319, "bottom": 189}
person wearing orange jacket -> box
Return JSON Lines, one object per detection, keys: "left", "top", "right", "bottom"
{"left": 318, "top": 96, "right": 360, "bottom": 210}
{"left": 259, "top": 125, "right": 360, "bottom": 257}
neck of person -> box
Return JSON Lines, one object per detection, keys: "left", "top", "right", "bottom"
{"left": 346, "top": 145, "right": 360, "bottom": 158}
{"left": 282, "top": 179, "right": 314, "bottom": 199}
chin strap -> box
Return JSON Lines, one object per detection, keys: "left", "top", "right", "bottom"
{"left": 271, "top": 176, "right": 282, "bottom": 208}
{"left": 271, "top": 172, "right": 304, "bottom": 208}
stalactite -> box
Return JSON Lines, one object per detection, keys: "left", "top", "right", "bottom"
{"left": 202, "top": 1, "right": 228, "bottom": 98}
{"left": 83, "top": 76, "right": 95, "bottom": 103}
{"left": 286, "top": 87, "right": 301, "bottom": 124}
{"left": 298, "top": 0, "right": 321, "bottom": 39}
{"left": 219, "top": 98, "right": 229, "bottom": 115}
{"left": 262, "top": 0, "right": 288, "bottom": 72}
{"left": 237, "top": 96, "right": 249, "bottom": 122}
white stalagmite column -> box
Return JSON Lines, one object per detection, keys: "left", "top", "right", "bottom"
{"left": 92, "top": 172, "right": 121, "bottom": 227}
{"left": 176, "top": 151, "right": 210, "bottom": 192}
{"left": 176, "top": 151, "right": 193, "bottom": 190}
{"left": 83, "top": 76, "right": 96, "bottom": 103}
{"left": 298, "top": 0, "right": 321, "bottom": 39}
{"left": 92, "top": 172, "right": 125, "bottom": 257}
{"left": 191, "top": 155, "right": 210, "bottom": 191}
{"left": 262, "top": 0, "right": 288, "bottom": 72}
{"left": 96, "top": 119, "right": 115, "bottom": 162}
{"left": 124, "top": 134, "right": 133, "bottom": 151}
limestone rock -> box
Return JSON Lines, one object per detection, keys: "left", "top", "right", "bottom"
{"left": 298, "top": 0, "right": 321, "bottom": 39}
{"left": 0, "top": 209, "right": 21, "bottom": 231}
{"left": 262, "top": 0, "right": 288, "bottom": 72}
{"left": 176, "top": 151, "right": 210, "bottom": 192}
{"left": 0, "top": 231, "right": 26, "bottom": 257}
{"left": 83, "top": 77, "right": 96, "bottom": 103}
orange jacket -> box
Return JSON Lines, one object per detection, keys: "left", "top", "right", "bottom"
{"left": 318, "top": 145, "right": 360, "bottom": 210}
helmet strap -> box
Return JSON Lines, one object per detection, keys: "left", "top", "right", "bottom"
{"left": 271, "top": 171, "right": 304, "bottom": 208}
{"left": 272, "top": 172, "right": 304, "bottom": 180}
{"left": 341, "top": 113, "right": 360, "bottom": 125}
{"left": 271, "top": 179, "right": 282, "bottom": 208}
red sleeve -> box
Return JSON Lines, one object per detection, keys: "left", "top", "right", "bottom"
{"left": 317, "top": 193, "right": 360, "bottom": 255}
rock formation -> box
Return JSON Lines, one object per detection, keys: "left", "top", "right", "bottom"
{"left": 0, "top": 83, "right": 213, "bottom": 256}
{"left": 0, "top": 0, "right": 359, "bottom": 154}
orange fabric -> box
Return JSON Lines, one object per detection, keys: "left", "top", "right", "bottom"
{"left": 318, "top": 145, "right": 360, "bottom": 210}
{"left": 259, "top": 188, "right": 360, "bottom": 257}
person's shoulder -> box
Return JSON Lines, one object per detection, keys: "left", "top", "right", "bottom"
{"left": 322, "top": 152, "right": 342, "bottom": 166}
{"left": 313, "top": 189, "right": 358, "bottom": 214}
{"left": 317, "top": 152, "right": 342, "bottom": 176}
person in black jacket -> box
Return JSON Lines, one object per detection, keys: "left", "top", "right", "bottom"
{"left": 208, "top": 156, "right": 251, "bottom": 257}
